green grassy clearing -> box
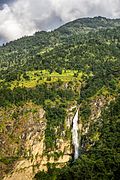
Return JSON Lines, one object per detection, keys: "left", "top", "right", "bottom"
{"left": 10, "top": 70, "right": 84, "bottom": 88}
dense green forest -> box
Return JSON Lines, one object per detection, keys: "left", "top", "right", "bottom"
{"left": 0, "top": 17, "right": 120, "bottom": 179}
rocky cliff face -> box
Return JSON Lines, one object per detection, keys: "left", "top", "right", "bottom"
{"left": 1, "top": 102, "right": 76, "bottom": 180}
{"left": 80, "top": 94, "right": 114, "bottom": 153}
{"left": 1, "top": 93, "right": 114, "bottom": 180}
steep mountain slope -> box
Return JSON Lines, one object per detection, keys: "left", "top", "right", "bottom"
{"left": 0, "top": 16, "right": 120, "bottom": 78}
{"left": 0, "top": 17, "right": 120, "bottom": 180}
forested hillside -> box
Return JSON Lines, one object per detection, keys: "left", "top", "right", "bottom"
{"left": 0, "top": 17, "right": 120, "bottom": 180}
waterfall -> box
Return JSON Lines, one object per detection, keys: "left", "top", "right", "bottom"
{"left": 72, "top": 109, "right": 79, "bottom": 160}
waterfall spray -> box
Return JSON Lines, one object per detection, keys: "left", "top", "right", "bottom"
{"left": 72, "top": 109, "right": 79, "bottom": 160}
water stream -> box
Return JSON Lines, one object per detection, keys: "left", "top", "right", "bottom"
{"left": 72, "top": 109, "right": 79, "bottom": 160}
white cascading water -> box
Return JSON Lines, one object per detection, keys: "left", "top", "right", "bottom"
{"left": 72, "top": 109, "right": 79, "bottom": 160}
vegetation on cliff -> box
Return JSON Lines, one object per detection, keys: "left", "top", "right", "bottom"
{"left": 0, "top": 17, "right": 120, "bottom": 179}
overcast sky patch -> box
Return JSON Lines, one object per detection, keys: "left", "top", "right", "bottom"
{"left": 0, "top": 0, "right": 120, "bottom": 43}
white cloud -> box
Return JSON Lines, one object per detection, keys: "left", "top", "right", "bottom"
{"left": 0, "top": 0, "right": 120, "bottom": 42}
{"left": 0, "top": 1, "right": 37, "bottom": 41}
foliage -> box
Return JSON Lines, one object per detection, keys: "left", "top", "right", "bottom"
{"left": 0, "top": 17, "right": 120, "bottom": 179}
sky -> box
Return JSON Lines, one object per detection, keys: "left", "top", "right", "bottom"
{"left": 0, "top": 0, "right": 120, "bottom": 44}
